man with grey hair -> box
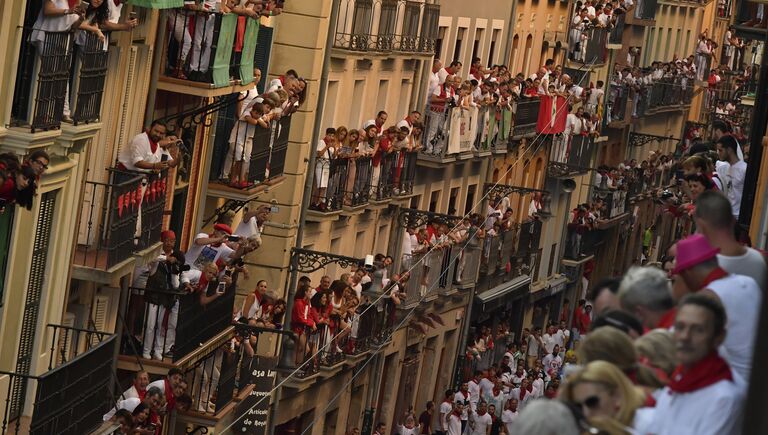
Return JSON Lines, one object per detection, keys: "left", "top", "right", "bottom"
{"left": 618, "top": 266, "right": 677, "bottom": 330}
{"left": 514, "top": 399, "right": 579, "bottom": 435}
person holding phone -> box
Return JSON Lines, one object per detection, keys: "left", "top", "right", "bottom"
{"left": 118, "top": 119, "right": 180, "bottom": 173}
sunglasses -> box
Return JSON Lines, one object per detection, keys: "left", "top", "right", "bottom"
{"left": 575, "top": 395, "right": 601, "bottom": 410}
{"left": 34, "top": 159, "right": 49, "bottom": 169}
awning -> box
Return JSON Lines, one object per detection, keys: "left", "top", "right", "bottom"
{"left": 130, "top": 0, "right": 183, "bottom": 9}
{"left": 529, "top": 275, "right": 568, "bottom": 303}
{"left": 475, "top": 275, "right": 531, "bottom": 313}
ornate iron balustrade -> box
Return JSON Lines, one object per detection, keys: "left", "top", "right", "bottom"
{"left": 1, "top": 335, "right": 118, "bottom": 435}
{"left": 547, "top": 161, "right": 592, "bottom": 179}
{"left": 397, "top": 208, "right": 464, "bottom": 228}
{"left": 550, "top": 134, "right": 596, "bottom": 168}
{"left": 608, "top": 13, "right": 626, "bottom": 44}
{"left": 10, "top": 30, "right": 73, "bottom": 132}
{"left": 564, "top": 225, "right": 605, "bottom": 260}
{"left": 484, "top": 183, "right": 547, "bottom": 199}
{"left": 75, "top": 169, "right": 168, "bottom": 270}
{"left": 570, "top": 27, "right": 608, "bottom": 64}
{"left": 290, "top": 248, "right": 364, "bottom": 273}
{"left": 512, "top": 98, "right": 540, "bottom": 139}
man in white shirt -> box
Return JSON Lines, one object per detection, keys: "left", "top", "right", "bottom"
{"left": 694, "top": 191, "right": 767, "bottom": 289}
{"left": 438, "top": 61, "right": 462, "bottom": 85}
{"left": 634, "top": 294, "right": 745, "bottom": 435}
{"left": 542, "top": 345, "right": 563, "bottom": 377}
{"left": 186, "top": 223, "right": 235, "bottom": 271}
{"left": 715, "top": 135, "right": 747, "bottom": 219}
{"left": 103, "top": 386, "right": 163, "bottom": 421}
{"left": 526, "top": 327, "right": 544, "bottom": 368}
{"left": 672, "top": 234, "right": 761, "bottom": 381}
{"left": 118, "top": 120, "right": 180, "bottom": 173}
{"left": 478, "top": 371, "right": 495, "bottom": 399}
{"left": 454, "top": 383, "right": 470, "bottom": 432}
{"left": 586, "top": 80, "right": 604, "bottom": 113}
{"left": 396, "top": 110, "right": 421, "bottom": 134}
{"left": 467, "top": 373, "right": 481, "bottom": 411}
{"left": 363, "top": 111, "right": 388, "bottom": 136}
{"left": 556, "top": 321, "right": 570, "bottom": 349}
{"left": 122, "top": 370, "right": 150, "bottom": 400}
{"left": 234, "top": 205, "right": 271, "bottom": 247}
{"left": 445, "top": 402, "right": 463, "bottom": 435}
{"left": 468, "top": 401, "right": 492, "bottom": 435}
{"left": 541, "top": 325, "right": 558, "bottom": 354}
{"left": 501, "top": 399, "right": 519, "bottom": 434}
{"left": 437, "top": 389, "right": 455, "bottom": 435}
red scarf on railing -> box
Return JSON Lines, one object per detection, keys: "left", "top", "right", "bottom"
{"left": 668, "top": 351, "right": 732, "bottom": 394}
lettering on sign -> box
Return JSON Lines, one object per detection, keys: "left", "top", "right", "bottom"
{"left": 229, "top": 358, "right": 278, "bottom": 434}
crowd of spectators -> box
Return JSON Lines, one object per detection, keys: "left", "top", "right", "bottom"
{"left": 310, "top": 110, "right": 423, "bottom": 210}
{"left": 0, "top": 150, "right": 49, "bottom": 213}
{"left": 417, "top": 187, "right": 764, "bottom": 434}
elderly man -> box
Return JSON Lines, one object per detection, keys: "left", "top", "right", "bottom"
{"left": 671, "top": 233, "right": 761, "bottom": 381}
{"left": 588, "top": 277, "right": 621, "bottom": 314}
{"left": 694, "top": 191, "right": 766, "bottom": 288}
{"left": 634, "top": 294, "right": 745, "bottom": 435}
{"left": 619, "top": 266, "right": 677, "bottom": 330}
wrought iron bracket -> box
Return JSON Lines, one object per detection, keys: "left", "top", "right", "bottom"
{"left": 158, "top": 92, "right": 244, "bottom": 131}
{"left": 290, "top": 248, "right": 364, "bottom": 273}
{"left": 484, "top": 183, "right": 548, "bottom": 199}
{"left": 628, "top": 132, "right": 681, "bottom": 148}
{"left": 202, "top": 199, "right": 249, "bottom": 227}
{"left": 397, "top": 208, "right": 464, "bottom": 228}
{"left": 547, "top": 161, "right": 592, "bottom": 179}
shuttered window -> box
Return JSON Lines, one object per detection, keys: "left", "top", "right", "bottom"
{"left": 0, "top": 207, "right": 14, "bottom": 307}
{"left": 253, "top": 25, "right": 273, "bottom": 92}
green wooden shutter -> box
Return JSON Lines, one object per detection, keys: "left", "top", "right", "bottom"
{"left": 130, "top": 0, "right": 184, "bottom": 9}
{"left": 239, "top": 20, "right": 260, "bottom": 85}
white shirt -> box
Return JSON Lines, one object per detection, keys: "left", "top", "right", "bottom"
{"left": 467, "top": 380, "right": 481, "bottom": 406}
{"left": 118, "top": 132, "right": 173, "bottom": 172}
{"left": 717, "top": 248, "right": 767, "bottom": 290}
{"left": 438, "top": 67, "right": 452, "bottom": 84}
{"left": 633, "top": 378, "right": 745, "bottom": 435}
{"left": 541, "top": 333, "right": 557, "bottom": 353}
{"left": 542, "top": 353, "right": 563, "bottom": 375}
{"left": 446, "top": 414, "right": 463, "bottom": 435}
{"left": 501, "top": 409, "right": 518, "bottom": 434}
{"left": 588, "top": 87, "right": 604, "bottom": 107}
{"left": 186, "top": 232, "right": 234, "bottom": 271}
{"left": 556, "top": 328, "right": 569, "bottom": 348}
{"left": 724, "top": 160, "right": 747, "bottom": 218}
{"left": 401, "top": 231, "right": 413, "bottom": 257}
{"left": 707, "top": 273, "right": 762, "bottom": 381}
{"left": 428, "top": 71, "right": 440, "bottom": 96}
{"left": 454, "top": 391, "right": 469, "bottom": 420}
{"left": 478, "top": 377, "right": 495, "bottom": 398}
{"left": 469, "top": 412, "right": 492, "bottom": 435}
{"left": 234, "top": 215, "right": 263, "bottom": 242}
{"left": 397, "top": 425, "right": 419, "bottom": 435}
{"left": 102, "top": 397, "right": 141, "bottom": 421}
{"left": 439, "top": 401, "right": 453, "bottom": 430}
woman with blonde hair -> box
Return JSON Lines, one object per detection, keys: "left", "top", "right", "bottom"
{"left": 577, "top": 326, "right": 664, "bottom": 390}
{"left": 634, "top": 329, "right": 675, "bottom": 382}
{"left": 561, "top": 361, "right": 646, "bottom": 427}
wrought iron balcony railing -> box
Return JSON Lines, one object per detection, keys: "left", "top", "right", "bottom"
{"left": 1, "top": 332, "right": 117, "bottom": 435}
{"left": 564, "top": 225, "right": 605, "bottom": 260}
{"left": 609, "top": 13, "right": 626, "bottom": 44}
{"left": 634, "top": 0, "right": 659, "bottom": 20}
{"left": 163, "top": 9, "right": 262, "bottom": 87}
{"left": 10, "top": 30, "right": 73, "bottom": 132}
{"left": 71, "top": 32, "right": 110, "bottom": 125}
{"left": 569, "top": 27, "right": 608, "bottom": 64}
{"left": 74, "top": 169, "right": 169, "bottom": 270}
{"left": 211, "top": 113, "right": 292, "bottom": 189}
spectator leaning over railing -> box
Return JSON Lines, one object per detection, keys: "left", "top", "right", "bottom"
{"left": 123, "top": 370, "right": 151, "bottom": 401}
{"left": 0, "top": 153, "right": 37, "bottom": 213}
{"left": 186, "top": 223, "right": 235, "bottom": 271}
{"left": 312, "top": 127, "right": 336, "bottom": 210}
{"left": 223, "top": 94, "right": 277, "bottom": 187}
{"left": 142, "top": 249, "right": 187, "bottom": 360}
{"left": 118, "top": 120, "right": 181, "bottom": 173}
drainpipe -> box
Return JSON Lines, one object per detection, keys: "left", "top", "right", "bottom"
{"left": 268, "top": 0, "right": 340, "bottom": 433}
{"left": 501, "top": 1, "right": 518, "bottom": 65}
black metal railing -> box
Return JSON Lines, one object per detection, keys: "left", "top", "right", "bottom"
{"left": 550, "top": 134, "right": 595, "bottom": 168}
{"left": 422, "top": 104, "right": 517, "bottom": 159}
{"left": 634, "top": 0, "right": 658, "bottom": 20}
{"left": 310, "top": 157, "right": 349, "bottom": 212}
{"left": 76, "top": 169, "right": 168, "bottom": 270}
{"left": 72, "top": 32, "right": 109, "bottom": 125}
{"left": 646, "top": 78, "right": 694, "bottom": 110}
{"left": 1, "top": 335, "right": 117, "bottom": 435}
{"left": 46, "top": 324, "right": 111, "bottom": 371}
{"left": 607, "top": 83, "right": 629, "bottom": 123}
{"left": 609, "top": 13, "right": 626, "bottom": 44}
{"left": 164, "top": 9, "right": 237, "bottom": 86}
{"left": 564, "top": 225, "right": 605, "bottom": 260}
{"left": 10, "top": 30, "right": 73, "bottom": 132}
{"left": 570, "top": 27, "right": 608, "bottom": 64}
{"left": 694, "top": 51, "right": 712, "bottom": 82}
{"left": 345, "top": 156, "right": 373, "bottom": 207}
{"left": 126, "top": 282, "right": 236, "bottom": 363}
{"left": 512, "top": 98, "right": 540, "bottom": 139}
{"left": 594, "top": 189, "right": 628, "bottom": 219}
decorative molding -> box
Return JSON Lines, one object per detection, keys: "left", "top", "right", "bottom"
{"left": 484, "top": 183, "right": 548, "bottom": 199}
{"left": 397, "top": 207, "right": 463, "bottom": 228}
{"left": 290, "top": 248, "right": 364, "bottom": 273}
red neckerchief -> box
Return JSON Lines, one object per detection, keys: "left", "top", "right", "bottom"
{"left": 492, "top": 387, "right": 501, "bottom": 397}
{"left": 136, "top": 384, "right": 147, "bottom": 401}
{"left": 519, "top": 384, "right": 532, "bottom": 401}
{"left": 68, "top": 0, "right": 78, "bottom": 8}
{"left": 164, "top": 378, "right": 176, "bottom": 410}
{"left": 145, "top": 131, "right": 159, "bottom": 154}
{"left": 656, "top": 308, "right": 677, "bottom": 329}
{"left": 698, "top": 267, "right": 728, "bottom": 290}
{"left": 668, "top": 351, "right": 732, "bottom": 393}
{"left": 544, "top": 389, "right": 557, "bottom": 399}
{"left": 254, "top": 289, "right": 263, "bottom": 304}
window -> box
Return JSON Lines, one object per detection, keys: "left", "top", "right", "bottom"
{"left": 378, "top": 0, "right": 398, "bottom": 49}
{"left": 323, "top": 80, "right": 339, "bottom": 129}
{"left": 355, "top": 231, "right": 367, "bottom": 257}
{"left": 488, "top": 29, "right": 501, "bottom": 66}
{"left": 402, "top": 1, "right": 421, "bottom": 39}
{"left": 472, "top": 28, "right": 484, "bottom": 63}
{"left": 448, "top": 187, "right": 460, "bottom": 215}
{"left": 453, "top": 27, "right": 466, "bottom": 63}
{"left": 398, "top": 79, "right": 412, "bottom": 120}
{"left": 429, "top": 190, "right": 440, "bottom": 212}
{"left": 548, "top": 243, "right": 558, "bottom": 276}
{"left": 350, "top": 79, "right": 365, "bottom": 127}
{"left": 376, "top": 80, "right": 389, "bottom": 114}
{"left": 410, "top": 195, "right": 421, "bottom": 209}
{"left": 421, "top": 3, "right": 440, "bottom": 54}
{"left": 435, "top": 26, "right": 447, "bottom": 59}
{"left": 352, "top": 0, "right": 374, "bottom": 36}
{"left": 0, "top": 207, "right": 14, "bottom": 307}
{"left": 465, "top": 185, "right": 476, "bottom": 215}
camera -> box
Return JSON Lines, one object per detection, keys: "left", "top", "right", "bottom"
{"left": 227, "top": 235, "right": 242, "bottom": 242}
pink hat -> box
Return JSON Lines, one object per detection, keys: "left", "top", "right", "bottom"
{"left": 671, "top": 234, "right": 720, "bottom": 274}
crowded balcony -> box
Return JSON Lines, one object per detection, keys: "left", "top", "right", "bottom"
{"left": 308, "top": 149, "right": 417, "bottom": 216}
{"left": 629, "top": 0, "right": 658, "bottom": 22}
{"left": 333, "top": 0, "right": 439, "bottom": 55}
{"left": 567, "top": 26, "right": 608, "bottom": 65}
{"left": 607, "top": 72, "right": 694, "bottom": 127}
{"left": 10, "top": 4, "right": 113, "bottom": 133}
{"left": 1, "top": 324, "right": 116, "bottom": 435}
{"left": 72, "top": 169, "right": 169, "bottom": 281}
{"left": 550, "top": 134, "right": 596, "bottom": 169}
{"left": 158, "top": 4, "right": 269, "bottom": 96}
{"left": 208, "top": 100, "right": 293, "bottom": 201}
